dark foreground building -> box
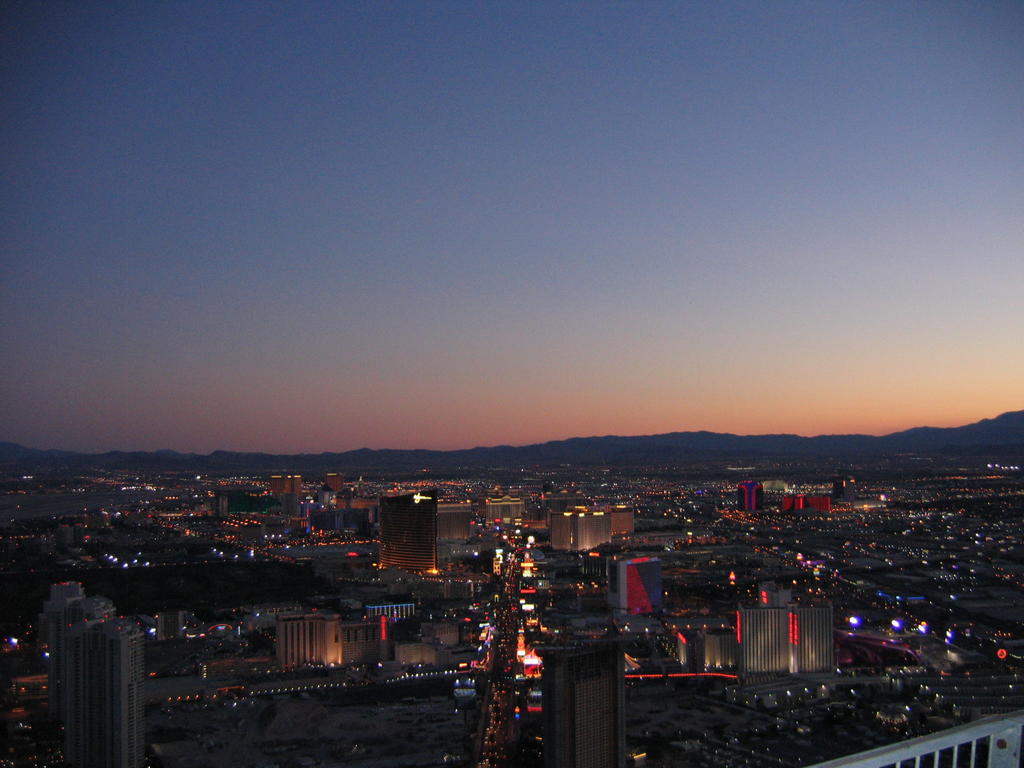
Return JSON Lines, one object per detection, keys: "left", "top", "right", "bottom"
{"left": 541, "top": 643, "right": 624, "bottom": 768}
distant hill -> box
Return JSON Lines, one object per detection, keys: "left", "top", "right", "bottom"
{"left": 0, "top": 442, "right": 78, "bottom": 462}
{"left": 2, "top": 410, "right": 1022, "bottom": 472}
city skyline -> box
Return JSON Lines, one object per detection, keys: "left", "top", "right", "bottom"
{"left": 2, "top": 2, "right": 1022, "bottom": 454}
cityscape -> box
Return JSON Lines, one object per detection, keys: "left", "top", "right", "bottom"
{"left": 2, "top": 2, "right": 1023, "bottom": 768}
{"left": 2, "top": 418, "right": 1024, "bottom": 767}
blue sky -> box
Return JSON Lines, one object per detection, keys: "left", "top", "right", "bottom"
{"left": 2, "top": 1, "right": 1022, "bottom": 451}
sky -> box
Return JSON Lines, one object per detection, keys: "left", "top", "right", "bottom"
{"left": 2, "top": 1, "right": 1022, "bottom": 453}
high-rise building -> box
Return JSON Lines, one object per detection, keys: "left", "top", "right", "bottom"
{"left": 542, "top": 490, "right": 586, "bottom": 513}
{"left": 737, "top": 481, "right": 764, "bottom": 511}
{"left": 275, "top": 613, "right": 382, "bottom": 667}
{"left": 737, "top": 600, "right": 834, "bottom": 678}
{"left": 703, "top": 628, "right": 739, "bottom": 671}
{"left": 484, "top": 495, "right": 526, "bottom": 525}
{"left": 784, "top": 494, "right": 833, "bottom": 512}
{"left": 40, "top": 582, "right": 83, "bottom": 717}
{"left": 782, "top": 494, "right": 806, "bottom": 511}
{"left": 379, "top": 491, "right": 438, "bottom": 573}
{"left": 788, "top": 603, "right": 835, "bottom": 674}
{"left": 276, "top": 612, "right": 342, "bottom": 667}
{"left": 437, "top": 502, "right": 474, "bottom": 540}
{"left": 542, "top": 489, "right": 586, "bottom": 526}
{"left": 607, "top": 557, "right": 662, "bottom": 614}
{"left": 338, "top": 620, "right": 381, "bottom": 664}
{"left": 40, "top": 583, "right": 115, "bottom": 719}
{"left": 737, "top": 605, "right": 790, "bottom": 676}
{"left": 63, "top": 619, "right": 144, "bottom": 768}
{"left": 832, "top": 475, "right": 855, "bottom": 500}
{"left": 541, "top": 643, "right": 625, "bottom": 768}
{"left": 608, "top": 506, "right": 635, "bottom": 537}
{"left": 550, "top": 508, "right": 611, "bottom": 551}
{"left": 804, "top": 495, "right": 832, "bottom": 512}
{"left": 324, "top": 473, "right": 345, "bottom": 492}
{"left": 269, "top": 474, "right": 303, "bottom": 496}
{"left": 155, "top": 610, "right": 186, "bottom": 641}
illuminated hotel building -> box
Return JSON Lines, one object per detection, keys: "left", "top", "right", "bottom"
{"left": 607, "top": 557, "right": 662, "bottom": 614}
{"left": 703, "top": 628, "right": 739, "bottom": 671}
{"left": 484, "top": 495, "right": 525, "bottom": 524}
{"left": 379, "top": 491, "right": 438, "bottom": 573}
{"left": 276, "top": 613, "right": 342, "bottom": 667}
{"left": 542, "top": 489, "right": 586, "bottom": 525}
{"left": 789, "top": 603, "right": 835, "bottom": 674}
{"left": 550, "top": 508, "right": 612, "bottom": 551}
{"left": 737, "top": 606, "right": 790, "bottom": 676}
{"left": 324, "top": 473, "right": 344, "bottom": 492}
{"left": 276, "top": 613, "right": 382, "bottom": 668}
{"left": 737, "top": 600, "right": 834, "bottom": 678}
{"left": 269, "top": 474, "right": 303, "bottom": 496}
{"left": 783, "top": 494, "right": 832, "bottom": 512}
{"left": 737, "top": 481, "right": 764, "bottom": 511}
{"left": 541, "top": 643, "right": 625, "bottom": 768}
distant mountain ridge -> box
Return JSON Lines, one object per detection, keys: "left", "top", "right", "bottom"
{"left": 2, "top": 410, "right": 1022, "bottom": 471}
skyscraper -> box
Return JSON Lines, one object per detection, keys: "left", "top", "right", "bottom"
{"left": 40, "top": 583, "right": 114, "bottom": 718}
{"left": 737, "top": 481, "right": 764, "bottom": 511}
{"left": 437, "top": 502, "right": 474, "bottom": 540}
{"left": 541, "top": 643, "right": 625, "bottom": 768}
{"left": 379, "top": 490, "right": 438, "bottom": 573}
{"left": 832, "top": 475, "right": 855, "bottom": 500}
{"left": 40, "top": 582, "right": 83, "bottom": 718}
{"left": 62, "top": 619, "right": 144, "bottom": 768}
{"left": 276, "top": 612, "right": 342, "bottom": 667}
{"left": 550, "top": 508, "right": 611, "bottom": 551}
{"left": 275, "top": 613, "right": 382, "bottom": 667}
{"left": 737, "top": 599, "right": 834, "bottom": 678}
{"left": 269, "top": 474, "right": 303, "bottom": 496}
{"left": 607, "top": 557, "right": 662, "bottom": 614}
{"left": 788, "top": 603, "right": 835, "bottom": 674}
{"left": 737, "top": 605, "right": 790, "bottom": 676}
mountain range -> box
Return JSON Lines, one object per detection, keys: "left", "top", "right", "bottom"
{"left": 2, "top": 410, "right": 1022, "bottom": 472}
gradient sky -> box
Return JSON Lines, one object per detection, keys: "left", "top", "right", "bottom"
{"left": 2, "top": 1, "right": 1022, "bottom": 453}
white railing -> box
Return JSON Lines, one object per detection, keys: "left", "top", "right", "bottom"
{"left": 807, "top": 710, "right": 1024, "bottom": 768}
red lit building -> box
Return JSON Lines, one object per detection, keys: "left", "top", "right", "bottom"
{"left": 783, "top": 494, "right": 832, "bottom": 512}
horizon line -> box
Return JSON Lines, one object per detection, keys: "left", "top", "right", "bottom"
{"left": 6, "top": 408, "right": 1020, "bottom": 457}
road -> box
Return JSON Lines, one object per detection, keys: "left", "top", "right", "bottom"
{"left": 474, "top": 546, "right": 523, "bottom": 768}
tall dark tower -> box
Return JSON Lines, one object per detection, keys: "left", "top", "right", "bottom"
{"left": 379, "top": 490, "right": 438, "bottom": 573}
{"left": 737, "top": 481, "right": 764, "bottom": 511}
{"left": 63, "top": 619, "right": 144, "bottom": 768}
{"left": 832, "top": 475, "right": 855, "bottom": 500}
{"left": 541, "top": 643, "right": 625, "bottom": 768}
